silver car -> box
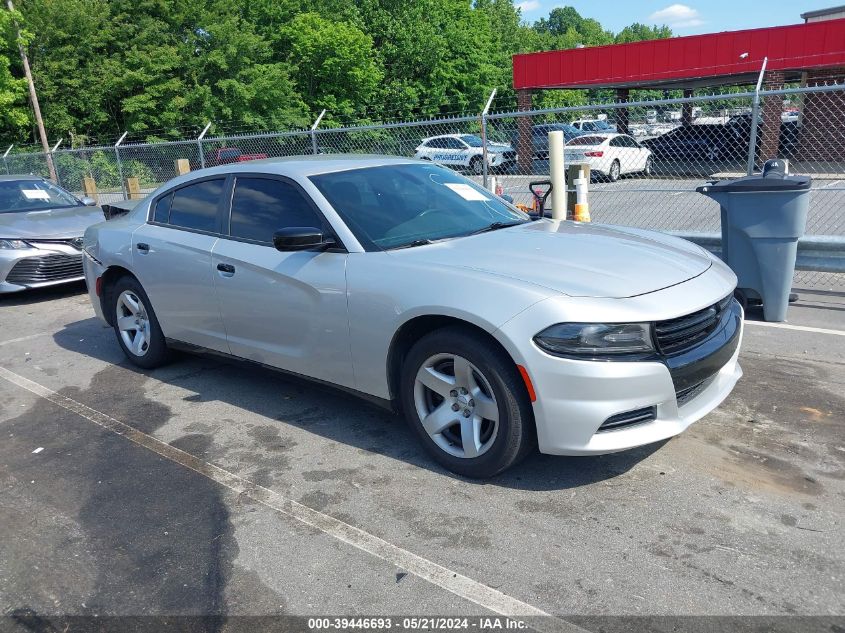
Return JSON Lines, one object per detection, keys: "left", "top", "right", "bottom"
{"left": 0, "top": 175, "right": 102, "bottom": 293}
{"left": 82, "top": 156, "right": 743, "bottom": 477}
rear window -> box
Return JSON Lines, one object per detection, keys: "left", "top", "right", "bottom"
{"left": 167, "top": 179, "right": 224, "bottom": 232}
{"left": 567, "top": 136, "right": 606, "bottom": 146}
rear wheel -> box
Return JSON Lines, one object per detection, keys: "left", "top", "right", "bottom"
{"left": 111, "top": 276, "right": 170, "bottom": 369}
{"left": 400, "top": 326, "right": 535, "bottom": 477}
{"left": 608, "top": 160, "right": 621, "bottom": 182}
{"left": 643, "top": 156, "right": 653, "bottom": 176}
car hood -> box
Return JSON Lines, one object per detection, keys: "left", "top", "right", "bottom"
{"left": 487, "top": 143, "right": 513, "bottom": 153}
{"left": 390, "top": 221, "right": 712, "bottom": 299}
{"left": 0, "top": 205, "right": 105, "bottom": 239}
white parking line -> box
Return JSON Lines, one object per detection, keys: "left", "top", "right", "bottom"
{"left": 744, "top": 321, "right": 845, "bottom": 336}
{"left": 0, "top": 365, "right": 586, "bottom": 632}
{"left": 0, "top": 332, "right": 51, "bottom": 347}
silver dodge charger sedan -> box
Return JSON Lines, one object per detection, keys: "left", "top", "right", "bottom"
{"left": 1, "top": 175, "right": 102, "bottom": 293}
{"left": 82, "top": 156, "right": 743, "bottom": 477}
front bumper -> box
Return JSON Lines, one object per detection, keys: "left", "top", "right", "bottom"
{"left": 0, "top": 245, "right": 84, "bottom": 294}
{"left": 499, "top": 293, "right": 743, "bottom": 456}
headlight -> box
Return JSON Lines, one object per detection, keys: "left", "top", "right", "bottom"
{"left": 533, "top": 323, "right": 655, "bottom": 358}
{"left": 0, "top": 239, "right": 30, "bottom": 250}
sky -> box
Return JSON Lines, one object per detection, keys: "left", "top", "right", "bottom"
{"left": 514, "top": 1, "right": 835, "bottom": 35}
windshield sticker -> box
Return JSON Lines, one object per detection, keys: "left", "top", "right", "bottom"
{"left": 21, "top": 189, "right": 51, "bottom": 200}
{"left": 445, "top": 183, "right": 490, "bottom": 201}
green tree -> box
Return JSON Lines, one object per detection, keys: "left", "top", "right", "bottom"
{"left": 615, "top": 22, "right": 672, "bottom": 44}
{"left": 0, "top": 6, "right": 30, "bottom": 141}
{"left": 281, "top": 12, "right": 382, "bottom": 120}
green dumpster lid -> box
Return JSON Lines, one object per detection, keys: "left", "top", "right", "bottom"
{"left": 697, "top": 172, "right": 811, "bottom": 194}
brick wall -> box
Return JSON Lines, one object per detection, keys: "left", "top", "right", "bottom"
{"left": 797, "top": 67, "right": 845, "bottom": 162}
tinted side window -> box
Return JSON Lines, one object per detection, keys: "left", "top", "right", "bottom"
{"left": 153, "top": 193, "right": 172, "bottom": 223}
{"left": 427, "top": 138, "right": 447, "bottom": 148}
{"left": 609, "top": 137, "right": 624, "bottom": 147}
{"left": 445, "top": 138, "right": 465, "bottom": 149}
{"left": 230, "top": 177, "right": 323, "bottom": 242}
{"left": 168, "top": 179, "right": 224, "bottom": 232}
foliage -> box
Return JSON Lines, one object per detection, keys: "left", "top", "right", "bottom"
{"left": 1, "top": 2, "right": 677, "bottom": 144}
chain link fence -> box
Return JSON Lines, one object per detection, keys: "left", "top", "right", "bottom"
{"left": 3, "top": 83, "right": 843, "bottom": 290}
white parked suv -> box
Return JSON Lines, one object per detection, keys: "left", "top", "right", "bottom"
{"left": 414, "top": 134, "right": 517, "bottom": 174}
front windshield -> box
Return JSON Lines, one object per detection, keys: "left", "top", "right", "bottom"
{"left": 460, "top": 135, "right": 484, "bottom": 147}
{"left": 310, "top": 163, "right": 530, "bottom": 250}
{"left": 0, "top": 179, "right": 81, "bottom": 213}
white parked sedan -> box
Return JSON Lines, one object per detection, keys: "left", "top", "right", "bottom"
{"left": 414, "top": 134, "right": 516, "bottom": 174}
{"left": 565, "top": 133, "right": 653, "bottom": 182}
{"left": 82, "top": 156, "right": 742, "bottom": 477}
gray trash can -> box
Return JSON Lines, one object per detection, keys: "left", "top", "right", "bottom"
{"left": 696, "top": 161, "right": 811, "bottom": 322}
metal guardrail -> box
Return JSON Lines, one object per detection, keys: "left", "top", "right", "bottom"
{"left": 670, "top": 232, "right": 845, "bottom": 274}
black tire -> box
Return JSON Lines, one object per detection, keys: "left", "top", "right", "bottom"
{"left": 608, "top": 160, "right": 621, "bottom": 182}
{"left": 400, "top": 326, "right": 535, "bottom": 478}
{"left": 734, "top": 288, "right": 749, "bottom": 313}
{"left": 469, "top": 156, "right": 483, "bottom": 175}
{"left": 643, "top": 156, "right": 653, "bottom": 176}
{"left": 111, "top": 275, "right": 170, "bottom": 369}
{"left": 706, "top": 145, "right": 721, "bottom": 161}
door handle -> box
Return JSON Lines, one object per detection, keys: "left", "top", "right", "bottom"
{"left": 136, "top": 243, "right": 150, "bottom": 253}
{"left": 216, "top": 262, "right": 235, "bottom": 276}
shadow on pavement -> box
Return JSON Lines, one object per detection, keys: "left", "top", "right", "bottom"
{"left": 0, "top": 281, "right": 87, "bottom": 307}
{"left": 50, "top": 317, "right": 659, "bottom": 492}
{"left": 0, "top": 359, "right": 243, "bottom": 627}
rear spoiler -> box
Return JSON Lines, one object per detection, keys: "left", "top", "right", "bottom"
{"left": 101, "top": 199, "right": 141, "bottom": 220}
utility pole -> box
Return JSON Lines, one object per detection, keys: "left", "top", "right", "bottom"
{"left": 6, "top": 0, "right": 56, "bottom": 182}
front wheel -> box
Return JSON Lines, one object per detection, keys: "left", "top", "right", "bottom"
{"left": 400, "top": 326, "right": 535, "bottom": 477}
{"left": 643, "top": 156, "right": 653, "bottom": 176}
{"left": 111, "top": 276, "right": 170, "bottom": 369}
{"left": 469, "top": 156, "right": 484, "bottom": 175}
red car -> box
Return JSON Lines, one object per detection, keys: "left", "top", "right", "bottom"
{"left": 209, "top": 147, "right": 269, "bottom": 166}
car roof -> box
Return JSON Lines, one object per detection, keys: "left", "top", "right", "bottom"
{"left": 162, "top": 155, "right": 423, "bottom": 187}
{"left": 420, "top": 134, "right": 474, "bottom": 141}
{"left": 0, "top": 174, "right": 45, "bottom": 182}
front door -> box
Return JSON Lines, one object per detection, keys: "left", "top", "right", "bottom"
{"left": 211, "top": 175, "right": 353, "bottom": 389}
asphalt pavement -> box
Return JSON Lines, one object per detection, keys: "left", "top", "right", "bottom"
{"left": 0, "top": 281, "right": 843, "bottom": 630}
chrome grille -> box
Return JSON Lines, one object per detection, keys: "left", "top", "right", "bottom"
{"left": 655, "top": 295, "right": 732, "bottom": 356}
{"left": 6, "top": 254, "right": 84, "bottom": 285}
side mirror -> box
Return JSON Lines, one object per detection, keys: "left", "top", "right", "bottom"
{"left": 80, "top": 196, "right": 97, "bottom": 206}
{"left": 273, "top": 227, "right": 335, "bottom": 252}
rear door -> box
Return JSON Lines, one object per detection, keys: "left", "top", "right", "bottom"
{"left": 211, "top": 175, "right": 353, "bottom": 388}
{"left": 622, "top": 135, "right": 649, "bottom": 171}
{"left": 131, "top": 177, "right": 230, "bottom": 352}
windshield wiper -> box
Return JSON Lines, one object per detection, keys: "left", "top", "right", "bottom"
{"left": 468, "top": 221, "right": 524, "bottom": 236}
{"left": 391, "top": 238, "right": 435, "bottom": 250}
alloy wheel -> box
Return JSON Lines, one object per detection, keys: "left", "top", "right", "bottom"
{"left": 116, "top": 289, "right": 151, "bottom": 357}
{"left": 413, "top": 353, "right": 499, "bottom": 459}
